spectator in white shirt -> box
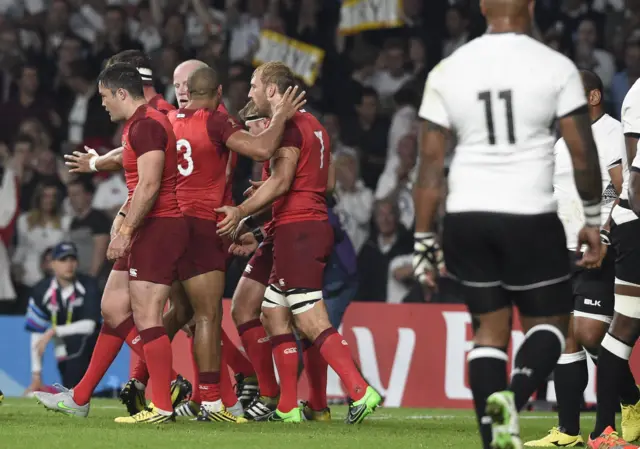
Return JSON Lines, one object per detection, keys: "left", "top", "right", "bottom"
{"left": 92, "top": 173, "right": 127, "bottom": 218}
{"left": 370, "top": 38, "right": 412, "bottom": 106}
{"left": 385, "top": 85, "right": 418, "bottom": 175}
{"left": 227, "top": 0, "right": 265, "bottom": 62}
{"left": 375, "top": 134, "right": 417, "bottom": 230}
{"left": 333, "top": 149, "right": 373, "bottom": 254}
{"left": 12, "top": 181, "right": 71, "bottom": 289}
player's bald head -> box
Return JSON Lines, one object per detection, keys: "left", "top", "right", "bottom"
{"left": 174, "top": 59, "right": 208, "bottom": 79}
{"left": 187, "top": 66, "right": 220, "bottom": 99}
{"left": 481, "top": 0, "right": 533, "bottom": 21}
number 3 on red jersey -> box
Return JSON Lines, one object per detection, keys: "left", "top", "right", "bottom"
{"left": 177, "top": 138, "right": 193, "bottom": 176}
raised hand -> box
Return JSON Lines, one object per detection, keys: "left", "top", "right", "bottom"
{"left": 64, "top": 146, "right": 98, "bottom": 173}
{"left": 272, "top": 85, "right": 307, "bottom": 120}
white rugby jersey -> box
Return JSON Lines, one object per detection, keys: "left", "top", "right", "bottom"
{"left": 611, "top": 79, "right": 640, "bottom": 225}
{"left": 419, "top": 33, "right": 586, "bottom": 215}
{"left": 554, "top": 114, "right": 623, "bottom": 250}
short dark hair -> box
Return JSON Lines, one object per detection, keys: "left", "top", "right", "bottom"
{"left": 580, "top": 69, "right": 603, "bottom": 94}
{"left": 67, "top": 176, "right": 95, "bottom": 195}
{"left": 98, "top": 62, "right": 145, "bottom": 99}
{"left": 188, "top": 66, "right": 220, "bottom": 99}
{"left": 107, "top": 50, "right": 153, "bottom": 84}
{"left": 255, "top": 62, "right": 296, "bottom": 95}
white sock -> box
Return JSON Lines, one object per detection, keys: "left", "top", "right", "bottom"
{"left": 202, "top": 399, "right": 223, "bottom": 413}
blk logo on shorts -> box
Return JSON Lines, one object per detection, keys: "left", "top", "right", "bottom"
{"left": 284, "top": 347, "right": 297, "bottom": 355}
{"left": 584, "top": 298, "right": 601, "bottom": 307}
{"left": 129, "top": 268, "right": 137, "bottom": 277}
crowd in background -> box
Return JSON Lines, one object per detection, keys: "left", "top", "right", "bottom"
{"left": 0, "top": 0, "right": 637, "bottom": 312}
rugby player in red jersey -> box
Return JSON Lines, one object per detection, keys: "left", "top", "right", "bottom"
{"left": 229, "top": 101, "right": 336, "bottom": 422}
{"left": 217, "top": 62, "right": 381, "bottom": 424}
{"left": 65, "top": 59, "right": 251, "bottom": 412}
{"left": 36, "top": 63, "right": 187, "bottom": 424}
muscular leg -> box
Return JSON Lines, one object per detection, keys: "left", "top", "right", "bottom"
{"left": 233, "top": 276, "right": 279, "bottom": 398}
{"left": 467, "top": 303, "right": 512, "bottom": 449}
{"left": 130, "top": 282, "right": 193, "bottom": 385}
{"left": 591, "top": 283, "right": 640, "bottom": 438}
{"left": 553, "top": 315, "right": 589, "bottom": 437}
{"left": 182, "top": 271, "right": 224, "bottom": 408}
{"left": 73, "top": 270, "right": 137, "bottom": 405}
{"left": 261, "top": 286, "right": 297, "bottom": 413}
{"left": 130, "top": 280, "right": 173, "bottom": 414}
{"left": 292, "top": 295, "right": 369, "bottom": 406}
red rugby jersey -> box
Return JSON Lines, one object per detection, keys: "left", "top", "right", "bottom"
{"left": 147, "top": 94, "right": 176, "bottom": 115}
{"left": 122, "top": 104, "right": 181, "bottom": 218}
{"left": 271, "top": 110, "right": 330, "bottom": 226}
{"left": 168, "top": 108, "right": 242, "bottom": 220}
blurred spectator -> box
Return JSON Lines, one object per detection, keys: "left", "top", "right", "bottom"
{"left": 0, "top": 147, "right": 18, "bottom": 302}
{"left": 556, "top": 0, "right": 605, "bottom": 50}
{"left": 0, "top": 62, "right": 60, "bottom": 145}
{"left": 333, "top": 149, "right": 373, "bottom": 254}
{"left": 92, "top": 172, "right": 127, "bottom": 218}
{"left": 370, "top": 38, "right": 412, "bottom": 105}
{"left": 387, "top": 253, "right": 416, "bottom": 304}
{"left": 58, "top": 60, "right": 115, "bottom": 147}
{"left": 375, "top": 134, "right": 417, "bottom": 230}
{"left": 94, "top": 6, "right": 143, "bottom": 64}
{"left": 225, "top": 75, "right": 250, "bottom": 116}
{"left": 385, "top": 85, "right": 418, "bottom": 173}
{"left": 323, "top": 112, "right": 350, "bottom": 156}
{"left": 0, "top": 25, "right": 24, "bottom": 103}
{"left": 611, "top": 39, "right": 640, "bottom": 118}
{"left": 24, "top": 241, "right": 100, "bottom": 392}
{"left": 131, "top": 1, "right": 163, "bottom": 54}
{"left": 342, "top": 88, "right": 390, "bottom": 190}
{"left": 575, "top": 18, "right": 615, "bottom": 89}
{"left": 227, "top": 0, "right": 265, "bottom": 62}
{"left": 40, "top": 246, "right": 53, "bottom": 279}
{"left": 43, "top": 0, "right": 74, "bottom": 60}
{"left": 442, "top": 5, "right": 470, "bottom": 58}
{"left": 12, "top": 181, "right": 71, "bottom": 289}
{"left": 356, "top": 198, "right": 412, "bottom": 302}
{"left": 408, "top": 35, "right": 428, "bottom": 81}
{"left": 67, "top": 178, "right": 110, "bottom": 278}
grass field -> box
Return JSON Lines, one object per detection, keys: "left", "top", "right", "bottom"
{"left": 0, "top": 398, "right": 617, "bottom": 449}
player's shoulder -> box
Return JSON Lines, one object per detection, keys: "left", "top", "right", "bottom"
{"left": 622, "top": 79, "right": 640, "bottom": 110}
{"left": 598, "top": 113, "right": 623, "bottom": 135}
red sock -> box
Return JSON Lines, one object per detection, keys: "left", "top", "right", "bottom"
{"left": 316, "top": 328, "right": 367, "bottom": 401}
{"left": 271, "top": 334, "right": 299, "bottom": 413}
{"left": 222, "top": 329, "right": 254, "bottom": 377}
{"left": 73, "top": 322, "right": 126, "bottom": 405}
{"left": 140, "top": 327, "right": 173, "bottom": 413}
{"left": 189, "top": 336, "right": 201, "bottom": 404}
{"left": 302, "top": 339, "right": 328, "bottom": 410}
{"left": 131, "top": 357, "right": 150, "bottom": 385}
{"left": 221, "top": 359, "right": 238, "bottom": 407}
{"left": 199, "top": 372, "right": 221, "bottom": 403}
{"left": 238, "top": 319, "right": 278, "bottom": 397}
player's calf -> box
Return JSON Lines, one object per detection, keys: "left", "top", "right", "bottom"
{"left": 285, "top": 291, "right": 380, "bottom": 423}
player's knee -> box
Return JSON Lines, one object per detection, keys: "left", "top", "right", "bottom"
{"left": 232, "top": 296, "right": 258, "bottom": 326}
{"left": 609, "top": 311, "right": 640, "bottom": 345}
{"left": 573, "top": 324, "right": 607, "bottom": 352}
{"left": 101, "top": 302, "right": 127, "bottom": 329}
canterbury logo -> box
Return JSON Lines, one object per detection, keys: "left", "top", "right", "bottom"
{"left": 341, "top": 340, "right": 348, "bottom": 346}
{"left": 131, "top": 336, "right": 141, "bottom": 345}
{"left": 284, "top": 348, "right": 297, "bottom": 354}
{"left": 129, "top": 268, "right": 137, "bottom": 277}
{"left": 258, "top": 337, "right": 270, "bottom": 343}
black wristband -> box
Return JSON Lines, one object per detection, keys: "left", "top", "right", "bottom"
{"left": 245, "top": 215, "right": 257, "bottom": 229}
{"left": 252, "top": 227, "right": 264, "bottom": 243}
{"left": 118, "top": 211, "right": 126, "bottom": 218}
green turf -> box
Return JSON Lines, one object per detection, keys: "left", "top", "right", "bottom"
{"left": 0, "top": 398, "right": 611, "bottom": 448}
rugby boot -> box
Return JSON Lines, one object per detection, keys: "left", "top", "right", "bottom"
{"left": 524, "top": 427, "right": 584, "bottom": 447}
{"left": 345, "top": 386, "right": 382, "bottom": 424}
{"left": 486, "top": 391, "right": 522, "bottom": 449}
